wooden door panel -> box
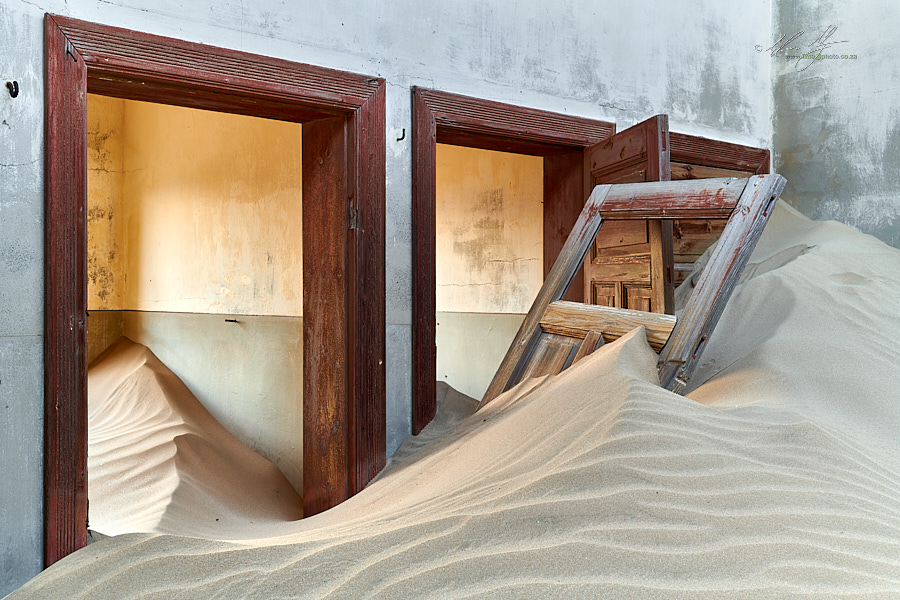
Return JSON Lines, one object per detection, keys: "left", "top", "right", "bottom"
{"left": 624, "top": 285, "right": 653, "bottom": 312}
{"left": 587, "top": 259, "right": 651, "bottom": 282}
{"left": 593, "top": 220, "right": 647, "bottom": 249}
{"left": 591, "top": 283, "right": 617, "bottom": 307}
{"left": 583, "top": 115, "right": 672, "bottom": 314}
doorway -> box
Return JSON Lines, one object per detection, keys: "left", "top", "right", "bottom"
{"left": 411, "top": 88, "right": 615, "bottom": 432}
{"left": 44, "top": 14, "right": 385, "bottom": 565}
{"left": 434, "top": 144, "right": 544, "bottom": 400}
{"left": 85, "top": 95, "right": 306, "bottom": 530}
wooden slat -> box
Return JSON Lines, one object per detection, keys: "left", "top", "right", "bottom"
{"left": 540, "top": 301, "right": 676, "bottom": 351}
{"left": 481, "top": 185, "right": 612, "bottom": 405}
{"left": 598, "top": 177, "right": 749, "bottom": 220}
{"left": 669, "top": 132, "right": 770, "bottom": 174}
{"left": 571, "top": 330, "right": 605, "bottom": 364}
{"left": 671, "top": 162, "right": 753, "bottom": 180}
{"left": 658, "top": 174, "right": 787, "bottom": 393}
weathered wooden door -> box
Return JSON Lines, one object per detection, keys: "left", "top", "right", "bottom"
{"left": 582, "top": 115, "right": 674, "bottom": 314}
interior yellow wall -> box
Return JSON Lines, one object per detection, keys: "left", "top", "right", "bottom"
{"left": 122, "top": 100, "right": 303, "bottom": 315}
{"left": 435, "top": 144, "right": 543, "bottom": 399}
{"left": 87, "top": 95, "right": 127, "bottom": 310}
{"left": 86, "top": 94, "right": 305, "bottom": 495}
{"left": 435, "top": 144, "right": 543, "bottom": 314}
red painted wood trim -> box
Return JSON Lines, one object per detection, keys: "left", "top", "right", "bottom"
{"left": 411, "top": 89, "right": 438, "bottom": 435}
{"left": 543, "top": 152, "right": 585, "bottom": 303}
{"left": 411, "top": 87, "right": 614, "bottom": 434}
{"left": 302, "top": 117, "right": 350, "bottom": 514}
{"left": 44, "top": 14, "right": 89, "bottom": 567}
{"left": 44, "top": 14, "right": 386, "bottom": 556}
{"left": 348, "top": 85, "right": 387, "bottom": 492}
{"left": 53, "top": 16, "right": 379, "bottom": 113}
{"left": 419, "top": 88, "right": 614, "bottom": 149}
{"left": 670, "top": 132, "right": 770, "bottom": 174}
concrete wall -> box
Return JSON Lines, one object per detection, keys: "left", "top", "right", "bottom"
{"left": 772, "top": 1, "right": 900, "bottom": 248}
{"left": 85, "top": 96, "right": 304, "bottom": 494}
{"left": 1, "top": 0, "right": 774, "bottom": 592}
{"left": 435, "top": 144, "right": 542, "bottom": 399}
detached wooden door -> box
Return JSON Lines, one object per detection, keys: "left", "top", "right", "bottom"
{"left": 582, "top": 115, "right": 674, "bottom": 314}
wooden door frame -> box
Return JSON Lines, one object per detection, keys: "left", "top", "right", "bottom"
{"left": 669, "top": 132, "right": 770, "bottom": 175}
{"left": 411, "top": 87, "right": 614, "bottom": 433}
{"left": 44, "top": 14, "right": 385, "bottom": 566}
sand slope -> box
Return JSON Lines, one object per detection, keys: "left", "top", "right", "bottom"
{"left": 86, "top": 338, "right": 302, "bottom": 538}
{"left": 10, "top": 202, "right": 900, "bottom": 599}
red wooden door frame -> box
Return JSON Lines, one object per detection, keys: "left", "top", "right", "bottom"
{"left": 44, "top": 14, "right": 385, "bottom": 565}
{"left": 411, "top": 88, "right": 614, "bottom": 433}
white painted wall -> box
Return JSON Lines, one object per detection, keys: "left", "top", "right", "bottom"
{"left": 772, "top": 0, "right": 900, "bottom": 247}
{"left": 1, "top": 0, "right": 775, "bottom": 592}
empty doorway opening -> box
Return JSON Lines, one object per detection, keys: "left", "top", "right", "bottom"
{"left": 434, "top": 144, "right": 544, "bottom": 400}
{"left": 85, "top": 95, "right": 305, "bottom": 532}
{"left": 45, "top": 14, "right": 385, "bottom": 565}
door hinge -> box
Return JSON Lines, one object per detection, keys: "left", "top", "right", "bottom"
{"left": 348, "top": 196, "right": 358, "bottom": 230}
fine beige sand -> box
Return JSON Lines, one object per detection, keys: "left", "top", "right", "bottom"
{"left": 86, "top": 338, "right": 303, "bottom": 538}
{"left": 9, "top": 201, "right": 900, "bottom": 599}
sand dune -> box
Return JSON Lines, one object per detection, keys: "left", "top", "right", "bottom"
{"left": 86, "top": 338, "right": 303, "bottom": 538}
{"left": 10, "top": 201, "right": 900, "bottom": 599}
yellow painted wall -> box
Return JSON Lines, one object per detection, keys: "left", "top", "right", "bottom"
{"left": 435, "top": 144, "right": 543, "bottom": 399}
{"left": 123, "top": 100, "right": 303, "bottom": 315}
{"left": 87, "top": 95, "right": 127, "bottom": 310}
{"left": 435, "top": 144, "right": 543, "bottom": 314}
{"left": 86, "top": 95, "right": 303, "bottom": 316}
{"left": 86, "top": 95, "right": 305, "bottom": 495}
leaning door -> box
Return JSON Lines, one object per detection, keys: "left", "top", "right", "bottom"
{"left": 582, "top": 115, "right": 674, "bottom": 314}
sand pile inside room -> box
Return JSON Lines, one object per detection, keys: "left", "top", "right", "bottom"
{"left": 86, "top": 338, "right": 303, "bottom": 539}
{"left": 10, "top": 201, "right": 900, "bottom": 599}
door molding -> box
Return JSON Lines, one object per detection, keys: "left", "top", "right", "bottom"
{"left": 411, "top": 88, "right": 613, "bottom": 433}
{"left": 44, "top": 14, "right": 385, "bottom": 565}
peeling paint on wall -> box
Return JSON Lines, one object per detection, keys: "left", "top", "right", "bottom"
{"left": 435, "top": 144, "right": 543, "bottom": 315}
{"left": 86, "top": 96, "right": 304, "bottom": 315}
